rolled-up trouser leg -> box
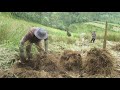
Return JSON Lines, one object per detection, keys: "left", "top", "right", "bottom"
{"left": 26, "top": 43, "right": 32, "bottom": 60}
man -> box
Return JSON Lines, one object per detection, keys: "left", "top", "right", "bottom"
{"left": 19, "top": 27, "right": 48, "bottom": 63}
{"left": 91, "top": 31, "right": 96, "bottom": 43}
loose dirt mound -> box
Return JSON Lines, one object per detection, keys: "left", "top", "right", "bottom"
{"left": 112, "top": 43, "right": 120, "bottom": 51}
{"left": 85, "top": 48, "right": 114, "bottom": 76}
{"left": 1, "top": 53, "right": 61, "bottom": 78}
{"left": 32, "top": 53, "right": 59, "bottom": 72}
{"left": 15, "top": 53, "right": 60, "bottom": 72}
{"left": 0, "top": 51, "right": 83, "bottom": 78}
{"left": 60, "top": 50, "right": 82, "bottom": 72}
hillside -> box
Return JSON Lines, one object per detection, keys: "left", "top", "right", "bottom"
{"left": 11, "top": 12, "right": 120, "bottom": 30}
{"left": 0, "top": 12, "right": 120, "bottom": 78}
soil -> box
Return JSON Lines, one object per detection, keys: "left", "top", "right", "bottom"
{"left": 0, "top": 47, "right": 120, "bottom": 78}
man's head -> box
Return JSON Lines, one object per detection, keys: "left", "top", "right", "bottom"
{"left": 34, "top": 28, "right": 48, "bottom": 39}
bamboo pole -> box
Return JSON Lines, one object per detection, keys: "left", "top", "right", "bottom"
{"left": 103, "top": 21, "right": 108, "bottom": 49}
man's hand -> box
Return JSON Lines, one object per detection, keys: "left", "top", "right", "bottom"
{"left": 20, "top": 53, "right": 26, "bottom": 63}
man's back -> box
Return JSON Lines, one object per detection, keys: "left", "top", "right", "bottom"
{"left": 20, "top": 28, "right": 41, "bottom": 44}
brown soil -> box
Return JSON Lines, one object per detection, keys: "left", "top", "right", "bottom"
{"left": 84, "top": 48, "right": 114, "bottom": 76}
{"left": 60, "top": 50, "right": 82, "bottom": 72}
{"left": 13, "top": 52, "right": 61, "bottom": 72}
{"left": 0, "top": 50, "right": 83, "bottom": 78}
{"left": 0, "top": 48, "right": 118, "bottom": 78}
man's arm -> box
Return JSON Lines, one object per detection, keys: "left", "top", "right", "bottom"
{"left": 44, "top": 38, "right": 48, "bottom": 53}
{"left": 19, "top": 30, "right": 33, "bottom": 53}
{"left": 19, "top": 35, "right": 29, "bottom": 62}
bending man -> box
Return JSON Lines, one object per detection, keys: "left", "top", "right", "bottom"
{"left": 19, "top": 27, "right": 48, "bottom": 63}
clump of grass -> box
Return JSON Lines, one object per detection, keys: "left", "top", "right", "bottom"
{"left": 60, "top": 50, "right": 82, "bottom": 72}
{"left": 112, "top": 43, "right": 120, "bottom": 51}
{"left": 85, "top": 48, "right": 114, "bottom": 76}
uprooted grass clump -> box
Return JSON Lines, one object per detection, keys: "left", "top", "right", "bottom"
{"left": 32, "top": 53, "right": 59, "bottom": 72}
{"left": 112, "top": 43, "right": 120, "bottom": 51}
{"left": 85, "top": 48, "right": 114, "bottom": 76}
{"left": 60, "top": 50, "right": 82, "bottom": 72}
{"left": 15, "top": 53, "right": 60, "bottom": 72}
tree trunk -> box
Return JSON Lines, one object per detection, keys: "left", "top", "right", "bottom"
{"left": 103, "top": 21, "right": 108, "bottom": 49}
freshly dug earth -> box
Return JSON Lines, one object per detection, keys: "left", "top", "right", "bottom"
{"left": 0, "top": 51, "right": 77, "bottom": 78}
{"left": 16, "top": 53, "right": 60, "bottom": 72}
{"left": 112, "top": 43, "right": 120, "bottom": 51}
{"left": 11, "top": 51, "right": 84, "bottom": 78}
{"left": 0, "top": 68, "right": 60, "bottom": 78}
{"left": 33, "top": 53, "right": 60, "bottom": 72}
{"left": 12, "top": 68, "right": 54, "bottom": 78}
{"left": 0, "top": 49, "right": 117, "bottom": 78}
{"left": 85, "top": 48, "right": 114, "bottom": 76}
{"left": 60, "top": 50, "right": 82, "bottom": 72}
{"left": 0, "top": 69, "right": 15, "bottom": 78}
{"left": 1, "top": 53, "right": 61, "bottom": 78}
{"left": 0, "top": 68, "right": 75, "bottom": 78}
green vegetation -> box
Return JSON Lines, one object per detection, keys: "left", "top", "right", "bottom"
{"left": 11, "top": 12, "right": 120, "bottom": 30}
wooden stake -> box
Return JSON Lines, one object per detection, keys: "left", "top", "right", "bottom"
{"left": 103, "top": 21, "right": 108, "bottom": 49}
